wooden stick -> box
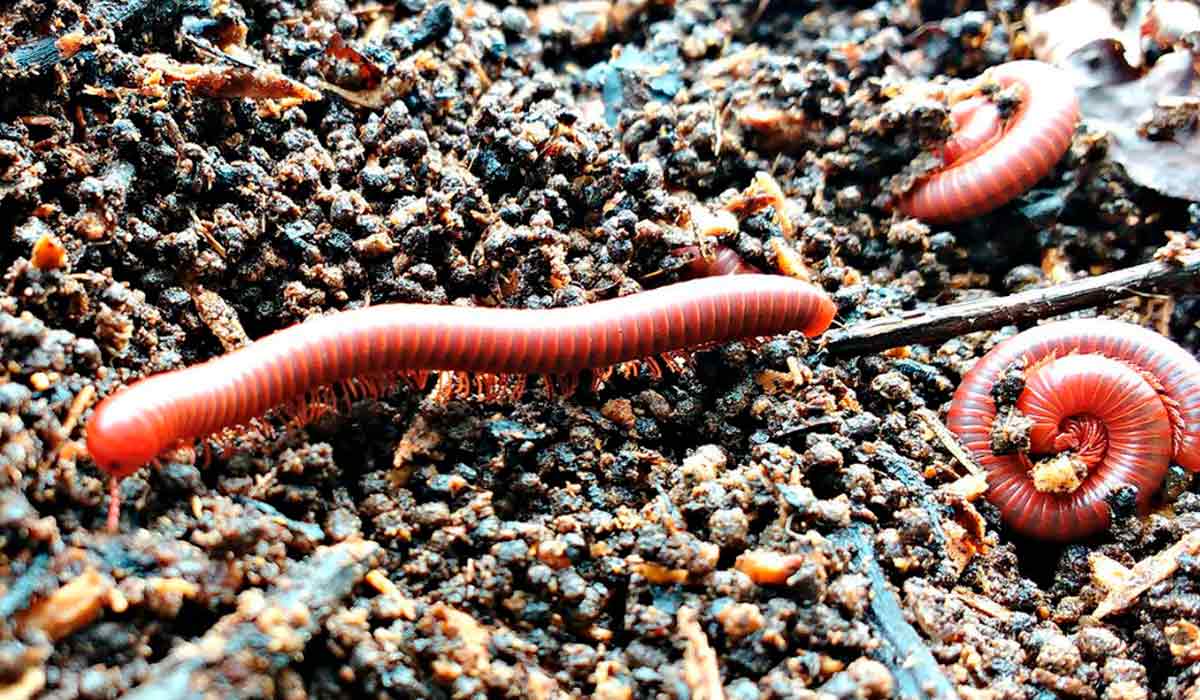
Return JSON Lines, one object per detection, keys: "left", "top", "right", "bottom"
{"left": 822, "top": 254, "right": 1200, "bottom": 357}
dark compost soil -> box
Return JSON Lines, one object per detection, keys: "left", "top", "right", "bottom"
{"left": 1, "top": 0, "right": 1199, "bottom": 698}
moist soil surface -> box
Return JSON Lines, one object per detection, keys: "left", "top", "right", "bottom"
{"left": 1, "top": 1, "right": 1199, "bottom": 699}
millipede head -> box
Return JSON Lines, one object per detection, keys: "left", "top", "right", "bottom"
{"left": 86, "top": 388, "right": 165, "bottom": 480}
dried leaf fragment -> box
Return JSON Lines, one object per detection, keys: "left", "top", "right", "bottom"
{"left": 55, "top": 32, "right": 89, "bottom": 61}
{"left": 393, "top": 414, "right": 444, "bottom": 483}
{"left": 942, "top": 517, "right": 983, "bottom": 576}
{"left": 189, "top": 285, "right": 250, "bottom": 351}
{"left": 1081, "top": 51, "right": 1200, "bottom": 201}
{"left": 770, "top": 238, "right": 812, "bottom": 281}
{"left": 725, "top": 172, "right": 795, "bottom": 238}
{"left": 142, "top": 54, "right": 321, "bottom": 102}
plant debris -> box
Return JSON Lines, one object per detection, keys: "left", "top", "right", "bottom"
{"left": 1026, "top": 0, "right": 1200, "bottom": 200}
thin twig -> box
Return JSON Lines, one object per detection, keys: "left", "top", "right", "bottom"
{"left": 915, "top": 408, "right": 983, "bottom": 476}
{"left": 823, "top": 254, "right": 1200, "bottom": 357}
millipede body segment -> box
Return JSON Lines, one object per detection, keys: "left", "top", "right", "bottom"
{"left": 87, "top": 274, "right": 836, "bottom": 482}
{"left": 899, "top": 60, "right": 1080, "bottom": 224}
{"left": 946, "top": 319, "right": 1200, "bottom": 541}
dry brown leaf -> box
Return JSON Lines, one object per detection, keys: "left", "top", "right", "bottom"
{"left": 142, "top": 54, "right": 321, "bottom": 102}
{"left": 1025, "top": 1, "right": 1200, "bottom": 200}
{"left": 1077, "top": 50, "right": 1200, "bottom": 200}
{"left": 1024, "top": 0, "right": 1140, "bottom": 69}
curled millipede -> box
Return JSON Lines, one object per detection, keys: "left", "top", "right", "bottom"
{"left": 899, "top": 60, "right": 1080, "bottom": 225}
{"left": 946, "top": 319, "right": 1200, "bottom": 541}
{"left": 87, "top": 273, "right": 836, "bottom": 529}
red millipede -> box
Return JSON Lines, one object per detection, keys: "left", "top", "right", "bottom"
{"left": 946, "top": 319, "right": 1200, "bottom": 541}
{"left": 899, "top": 60, "right": 1081, "bottom": 225}
{"left": 87, "top": 273, "right": 836, "bottom": 527}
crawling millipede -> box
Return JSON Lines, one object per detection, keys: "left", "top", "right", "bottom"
{"left": 899, "top": 60, "right": 1080, "bottom": 224}
{"left": 87, "top": 273, "right": 836, "bottom": 529}
{"left": 946, "top": 319, "right": 1200, "bottom": 541}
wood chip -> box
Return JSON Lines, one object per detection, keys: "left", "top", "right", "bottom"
{"left": 365, "top": 569, "right": 417, "bottom": 620}
{"left": 632, "top": 561, "right": 689, "bottom": 585}
{"left": 942, "top": 517, "right": 984, "bottom": 576}
{"left": 678, "top": 606, "right": 726, "bottom": 700}
{"left": 1089, "top": 553, "right": 1133, "bottom": 592}
{"left": 1093, "top": 531, "right": 1200, "bottom": 618}
{"left": 954, "top": 589, "right": 1014, "bottom": 621}
{"left": 770, "top": 238, "right": 812, "bottom": 281}
{"left": 734, "top": 550, "right": 808, "bottom": 586}
{"left": 17, "top": 568, "right": 111, "bottom": 640}
{"left": 30, "top": 233, "right": 67, "bottom": 270}
{"left": 941, "top": 473, "right": 989, "bottom": 501}
{"left": 59, "top": 385, "right": 95, "bottom": 441}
